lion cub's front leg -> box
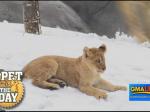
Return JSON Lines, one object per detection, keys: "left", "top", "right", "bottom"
{"left": 94, "top": 78, "right": 127, "bottom": 92}
{"left": 79, "top": 84, "right": 107, "bottom": 99}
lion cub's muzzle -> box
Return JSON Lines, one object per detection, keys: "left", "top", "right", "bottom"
{"left": 102, "top": 66, "right": 106, "bottom": 71}
{"left": 97, "top": 66, "right": 106, "bottom": 73}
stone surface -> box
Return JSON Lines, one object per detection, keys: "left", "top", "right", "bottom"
{"left": 64, "top": 1, "right": 128, "bottom": 38}
{"left": 0, "top": 1, "right": 90, "bottom": 33}
{"left": 0, "top": 1, "right": 130, "bottom": 38}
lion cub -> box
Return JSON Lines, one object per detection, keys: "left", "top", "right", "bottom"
{"left": 23, "top": 44, "right": 126, "bottom": 99}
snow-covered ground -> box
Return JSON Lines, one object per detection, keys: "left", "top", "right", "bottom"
{"left": 0, "top": 22, "right": 150, "bottom": 111}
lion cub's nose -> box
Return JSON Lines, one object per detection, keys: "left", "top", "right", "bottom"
{"left": 102, "top": 66, "right": 106, "bottom": 71}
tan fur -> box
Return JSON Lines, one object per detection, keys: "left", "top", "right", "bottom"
{"left": 23, "top": 44, "right": 127, "bottom": 99}
{"left": 117, "top": 1, "right": 150, "bottom": 43}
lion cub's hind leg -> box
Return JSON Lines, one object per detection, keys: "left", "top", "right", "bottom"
{"left": 31, "top": 59, "right": 60, "bottom": 90}
{"left": 47, "top": 78, "right": 67, "bottom": 88}
{"left": 32, "top": 80, "right": 60, "bottom": 90}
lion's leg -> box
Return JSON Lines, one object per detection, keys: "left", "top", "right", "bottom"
{"left": 93, "top": 79, "right": 127, "bottom": 92}
{"left": 79, "top": 84, "right": 107, "bottom": 99}
{"left": 32, "top": 80, "right": 60, "bottom": 90}
{"left": 31, "top": 60, "right": 60, "bottom": 90}
{"left": 47, "top": 78, "right": 67, "bottom": 88}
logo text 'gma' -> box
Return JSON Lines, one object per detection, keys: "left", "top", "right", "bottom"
{"left": 129, "top": 84, "right": 150, "bottom": 101}
{"left": 131, "top": 86, "right": 150, "bottom": 94}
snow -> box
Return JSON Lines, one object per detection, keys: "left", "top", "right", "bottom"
{"left": 0, "top": 22, "right": 150, "bottom": 111}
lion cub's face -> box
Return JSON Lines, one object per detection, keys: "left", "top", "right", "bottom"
{"left": 83, "top": 44, "right": 106, "bottom": 73}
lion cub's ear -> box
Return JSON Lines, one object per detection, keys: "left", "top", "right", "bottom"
{"left": 99, "top": 44, "right": 106, "bottom": 53}
{"left": 83, "top": 47, "right": 90, "bottom": 58}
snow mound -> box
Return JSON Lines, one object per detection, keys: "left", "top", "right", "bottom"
{"left": 0, "top": 22, "right": 150, "bottom": 111}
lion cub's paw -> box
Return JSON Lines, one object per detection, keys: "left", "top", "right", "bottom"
{"left": 114, "top": 86, "right": 127, "bottom": 91}
{"left": 58, "top": 81, "right": 68, "bottom": 88}
{"left": 95, "top": 92, "right": 107, "bottom": 99}
{"left": 49, "top": 84, "right": 60, "bottom": 90}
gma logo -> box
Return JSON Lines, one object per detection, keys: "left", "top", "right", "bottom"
{"left": 130, "top": 86, "right": 150, "bottom": 94}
